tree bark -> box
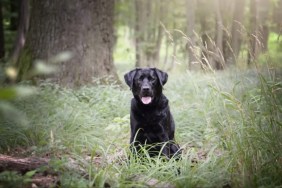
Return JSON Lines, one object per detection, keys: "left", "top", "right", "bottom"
{"left": 17, "top": 0, "right": 118, "bottom": 87}
{"left": 0, "top": 1, "right": 5, "bottom": 59}
{"left": 0, "top": 154, "right": 49, "bottom": 173}
{"left": 0, "top": 154, "right": 59, "bottom": 187}
{"left": 9, "top": 0, "right": 29, "bottom": 66}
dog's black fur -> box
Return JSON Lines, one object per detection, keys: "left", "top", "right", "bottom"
{"left": 124, "top": 68, "right": 181, "bottom": 158}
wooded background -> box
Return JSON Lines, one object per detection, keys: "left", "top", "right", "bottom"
{"left": 0, "top": 0, "right": 281, "bottom": 86}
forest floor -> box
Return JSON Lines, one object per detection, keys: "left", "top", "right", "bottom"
{"left": 0, "top": 67, "right": 281, "bottom": 188}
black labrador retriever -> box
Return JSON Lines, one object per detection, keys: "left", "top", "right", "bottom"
{"left": 124, "top": 68, "right": 181, "bottom": 158}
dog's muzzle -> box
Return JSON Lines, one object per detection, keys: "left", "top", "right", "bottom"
{"left": 140, "top": 85, "right": 153, "bottom": 104}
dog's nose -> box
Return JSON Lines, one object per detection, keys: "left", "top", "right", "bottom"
{"left": 142, "top": 86, "right": 150, "bottom": 92}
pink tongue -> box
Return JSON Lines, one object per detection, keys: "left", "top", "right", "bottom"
{"left": 141, "top": 97, "right": 152, "bottom": 104}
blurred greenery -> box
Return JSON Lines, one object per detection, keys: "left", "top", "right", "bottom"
{"left": 0, "top": 52, "right": 72, "bottom": 153}
{"left": 258, "top": 32, "right": 282, "bottom": 66}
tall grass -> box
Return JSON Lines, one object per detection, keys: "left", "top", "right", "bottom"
{"left": 0, "top": 68, "right": 281, "bottom": 187}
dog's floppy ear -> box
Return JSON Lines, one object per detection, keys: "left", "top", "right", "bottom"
{"left": 124, "top": 69, "right": 137, "bottom": 89}
{"left": 154, "top": 68, "right": 168, "bottom": 86}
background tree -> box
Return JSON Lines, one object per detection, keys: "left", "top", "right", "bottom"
{"left": 9, "top": 0, "right": 20, "bottom": 31}
{"left": 0, "top": 1, "right": 4, "bottom": 59}
{"left": 214, "top": 0, "right": 225, "bottom": 70}
{"left": 273, "top": 0, "right": 282, "bottom": 34}
{"left": 115, "top": 0, "right": 278, "bottom": 71}
{"left": 9, "top": 0, "right": 29, "bottom": 65}
{"left": 248, "top": 0, "right": 270, "bottom": 65}
{"left": 257, "top": 0, "right": 270, "bottom": 53}
{"left": 198, "top": 0, "right": 225, "bottom": 70}
{"left": 134, "top": 0, "right": 146, "bottom": 67}
{"left": 230, "top": 0, "right": 245, "bottom": 65}
{"left": 186, "top": 0, "right": 199, "bottom": 70}
{"left": 115, "top": 0, "right": 135, "bottom": 40}
{"left": 1, "top": 0, "right": 279, "bottom": 75}
{"left": 16, "top": 0, "right": 118, "bottom": 87}
{"left": 134, "top": 0, "right": 165, "bottom": 67}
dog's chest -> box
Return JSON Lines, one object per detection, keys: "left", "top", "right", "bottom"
{"left": 137, "top": 109, "right": 166, "bottom": 125}
{"left": 131, "top": 96, "right": 170, "bottom": 130}
{"left": 140, "top": 120, "right": 167, "bottom": 143}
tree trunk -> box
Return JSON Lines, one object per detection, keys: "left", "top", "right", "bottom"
{"left": 248, "top": 0, "right": 258, "bottom": 65}
{"left": 9, "top": 0, "right": 29, "bottom": 66}
{"left": 0, "top": 1, "right": 5, "bottom": 59}
{"left": 0, "top": 154, "right": 49, "bottom": 173}
{"left": 146, "top": 0, "right": 164, "bottom": 67}
{"left": 166, "top": 42, "right": 177, "bottom": 72}
{"left": 218, "top": 0, "right": 233, "bottom": 66}
{"left": 163, "top": 35, "right": 169, "bottom": 67}
{"left": 199, "top": 12, "right": 214, "bottom": 71}
{"left": 199, "top": 0, "right": 225, "bottom": 71}
{"left": 257, "top": 0, "right": 270, "bottom": 53}
{"left": 0, "top": 155, "right": 57, "bottom": 187}
{"left": 273, "top": 0, "right": 282, "bottom": 33}
{"left": 9, "top": 0, "right": 20, "bottom": 31}
{"left": 200, "top": 33, "right": 215, "bottom": 71}
{"left": 167, "top": 26, "right": 177, "bottom": 72}
{"left": 135, "top": 0, "right": 146, "bottom": 67}
{"left": 134, "top": 0, "right": 164, "bottom": 68}
{"left": 248, "top": 0, "right": 269, "bottom": 65}
{"left": 214, "top": 0, "right": 224, "bottom": 70}
{"left": 230, "top": 0, "right": 245, "bottom": 64}
{"left": 17, "top": 0, "right": 118, "bottom": 87}
{"left": 186, "top": 0, "right": 200, "bottom": 71}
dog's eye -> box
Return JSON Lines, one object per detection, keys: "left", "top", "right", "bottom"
{"left": 139, "top": 75, "right": 144, "bottom": 80}
{"left": 150, "top": 77, "right": 156, "bottom": 82}
{"left": 137, "top": 76, "right": 144, "bottom": 83}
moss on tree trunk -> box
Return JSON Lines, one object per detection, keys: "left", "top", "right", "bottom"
{"left": 17, "top": 48, "right": 33, "bottom": 81}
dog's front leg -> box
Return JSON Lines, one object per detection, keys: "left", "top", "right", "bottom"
{"left": 130, "top": 112, "right": 139, "bottom": 144}
{"left": 156, "top": 133, "right": 170, "bottom": 158}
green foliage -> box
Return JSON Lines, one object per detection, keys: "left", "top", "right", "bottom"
{"left": 0, "top": 86, "right": 36, "bottom": 100}
{"left": 0, "top": 83, "right": 130, "bottom": 152}
{"left": 0, "top": 170, "right": 36, "bottom": 188}
{"left": 208, "top": 72, "right": 282, "bottom": 187}
{"left": 258, "top": 32, "right": 282, "bottom": 67}
{"left": 0, "top": 51, "right": 73, "bottom": 150}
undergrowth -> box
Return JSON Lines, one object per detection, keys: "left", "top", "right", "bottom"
{"left": 0, "top": 68, "right": 281, "bottom": 187}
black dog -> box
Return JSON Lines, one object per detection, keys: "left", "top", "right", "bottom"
{"left": 124, "top": 68, "right": 181, "bottom": 158}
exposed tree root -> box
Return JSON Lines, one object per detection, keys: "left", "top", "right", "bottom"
{"left": 0, "top": 154, "right": 58, "bottom": 187}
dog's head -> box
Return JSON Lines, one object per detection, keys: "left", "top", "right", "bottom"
{"left": 124, "top": 68, "right": 168, "bottom": 105}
